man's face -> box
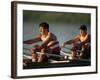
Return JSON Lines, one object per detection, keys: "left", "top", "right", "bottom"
{"left": 39, "top": 26, "right": 46, "bottom": 35}
{"left": 80, "top": 29, "right": 86, "bottom": 35}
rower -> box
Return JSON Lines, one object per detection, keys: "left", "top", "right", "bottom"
{"left": 24, "top": 22, "right": 61, "bottom": 63}
{"left": 61, "top": 25, "right": 91, "bottom": 60}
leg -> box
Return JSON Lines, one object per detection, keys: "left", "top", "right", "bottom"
{"left": 71, "top": 43, "right": 81, "bottom": 59}
{"left": 31, "top": 45, "right": 40, "bottom": 62}
{"left": 71, "top": 50, "right": 78, "bottom": 60}
{"left": 37, "top": 48, "right": 48, "bottom": 63}
{"left": 80, "top": 44, "right": 90, "bottom": 59}
{"left": 80, "top": 46, "right": 85, "bottom": 59}
{"left": 31, "top": 48, "right": 38, "bottom": 62}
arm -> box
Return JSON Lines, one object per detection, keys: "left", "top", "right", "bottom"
{"left": 61, "top": 35, "right": 80, "bottom": 47}
{"left": 65, "top": 35, "right": 80, "bottom": 44}
{"left": 23, "top": 35, "right": 41, "bottom": 44}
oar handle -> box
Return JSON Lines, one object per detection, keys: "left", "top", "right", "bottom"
{"left": 23, "top": 48, "right": 30, "bottom": 50}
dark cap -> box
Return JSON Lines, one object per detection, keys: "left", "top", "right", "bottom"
{"left": 79, "top": 24, "right": 87, "bottom": 31}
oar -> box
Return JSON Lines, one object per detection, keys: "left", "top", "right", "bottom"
{"left": 63, "top": 46, "right": 81, "bottom": 53}
{"left": 23, "top": 47, "right": 30, "bottom": 50}
{"left": 23, "top": 48, "right": 90, "bottom": 62}
{"left": 23, "top": 47, "right": 71, "bottom": 56}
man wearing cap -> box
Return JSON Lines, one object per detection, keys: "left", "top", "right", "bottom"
{"left": 61, "top": 25, "right": 91, "bottom": 60}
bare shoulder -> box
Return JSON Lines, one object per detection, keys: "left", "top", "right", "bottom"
{"left": 48, "top": 32, "right": 52, "bottom": 35}
{"left": 48, "top": 32, "right": 57, "bottom": 40}
{"left": 88, "top": 34, "right": 91, "bottom": 37}
{"left": 48, "top": 32, "right": 54, "bottom": 36}
{"left": 87, "top": 34, "right": 91, "bottom": 40}
{"left": 86, "top": 34, "right": 90, "bottom": 38}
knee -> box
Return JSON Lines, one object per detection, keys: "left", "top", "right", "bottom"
{"left": 71, "top": 46, "right": 77, "bottom": 51}
{"left": 31, "top": 48, "right": 36, "bottom": 53}
{"left": 41, "top": 48, "right": 46, "bottom": 53}
{"left": 84, "top": 43, "right": 90, "bottom": 49}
